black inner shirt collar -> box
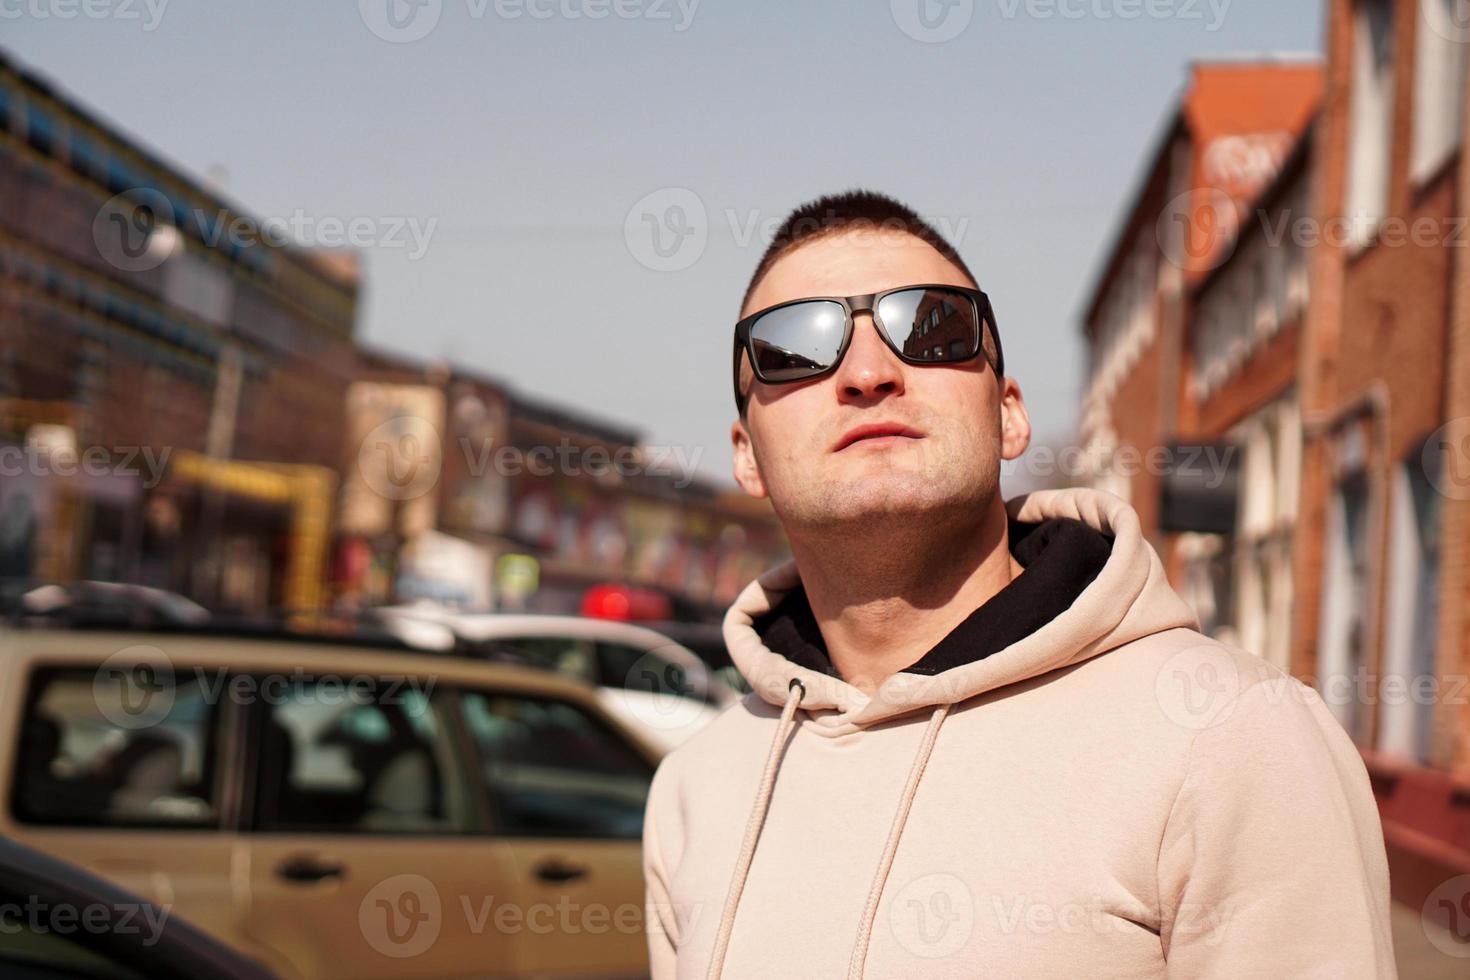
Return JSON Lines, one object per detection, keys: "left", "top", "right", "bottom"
{"left": 751, "top": 516, "right": 1116, "bottom": 678}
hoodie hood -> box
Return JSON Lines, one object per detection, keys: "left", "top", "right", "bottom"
{"left": 723, "top": 486, "right": 1201, "bottom": 733}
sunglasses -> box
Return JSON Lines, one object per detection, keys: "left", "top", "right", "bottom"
{"left": 732, "top": 284, "right": 1004, "bottom": 410}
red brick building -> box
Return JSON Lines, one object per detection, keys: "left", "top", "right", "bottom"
{"left": 1079, "top": 59, "right": 1322, "bottom": 562}
{"left": 1082, "top": 11, "right": 1470, "bottom": 914}
{"left": 0, "top": 51, "right": 361, "bottom": 615}
{"left": 1299, "top": 0, "right": 1470, "bottom": 910}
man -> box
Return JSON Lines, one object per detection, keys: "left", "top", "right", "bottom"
{"left": 642, "top": 190, "right": 1395, "bottom": 978}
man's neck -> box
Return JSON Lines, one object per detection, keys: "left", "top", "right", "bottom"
{"left": 784, "top": 496, "right": 1023, "bottom": 692}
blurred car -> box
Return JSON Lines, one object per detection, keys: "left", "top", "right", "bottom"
{"left": 374, "top": 604, "right": 739, "bottom": 751}
{"left": 624, "top": 619, "right": 750, "bottom": 696}
{"left": 8, "top": 582, "right": 210, "bottom": 630}
{"left": 0, "top": 628, "right": 661, "bottom": 979}
{"left": 0, "top": 836, "right": 278, "bottom": 979}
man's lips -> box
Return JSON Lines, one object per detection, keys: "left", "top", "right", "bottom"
{"left": 832, "top": 422, "right": 926, "bottom": 452}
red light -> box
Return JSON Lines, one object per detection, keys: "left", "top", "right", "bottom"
{"left": 582, "top": 584, "right": 670, "bottom": 621}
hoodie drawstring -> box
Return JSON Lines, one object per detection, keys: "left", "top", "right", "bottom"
{"left": 705, "top": 678, "right": 805, "bottom": 980}
{"left": 847, "top": 703, "right": 951, "bottom": 980}
{"left": 705, "top": 684, "right": 953, "bottom": 980}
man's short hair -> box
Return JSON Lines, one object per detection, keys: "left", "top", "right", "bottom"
{"left": 735, "top": 189, "right": 984, "bottom": 414}
{"left": 739, "top": 189, "right": 978, "bottom": 315}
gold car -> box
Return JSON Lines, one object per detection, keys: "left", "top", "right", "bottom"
{"left": 0, "top": 628, "right": 662, "bottom": 979}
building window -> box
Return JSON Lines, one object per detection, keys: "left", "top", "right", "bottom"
{"left": 1284, "top": 193, "right": 1311, "bottom": 317}
{"left": 1223, "top": 398, "right": 1300, "bottom": 671}
{"left": 24, "top": 101, "right": 56, "bottom": 157}
{"left": 1378, "top": 443, "right": 1443, "bottom": 762}
{"left": 1178, "top": 532, "right": 1235, "bottom": 640}
{"left": 1318, "top": 469, "right": 1373, "bottom": 742}
{"left": 1411, "top": 0, "right": 1467, "bottom": 184}
{"left": 1345, "top": 0, "right": 1396, "bottom": 247}
{"left": 69, "top": 132, "right": 108, "bottom": 184}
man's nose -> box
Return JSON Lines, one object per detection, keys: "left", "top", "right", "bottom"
{"left": 833, "top": 312, "right": 906, "bottom": 402}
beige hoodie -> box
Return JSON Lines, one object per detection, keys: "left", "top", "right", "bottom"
{"left": 642, "top": 487, "right": 1396, "bottom": 979}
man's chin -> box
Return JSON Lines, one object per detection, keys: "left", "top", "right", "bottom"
{"left": 806, "top": 470, "right": 970, "bottom": 522}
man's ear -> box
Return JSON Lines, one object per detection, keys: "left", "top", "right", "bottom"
{"left": 997, "top": 376, "right": 1031, "bottom": 462}
{"left": 730, "top": 417, "right": 768, "bottom": 499}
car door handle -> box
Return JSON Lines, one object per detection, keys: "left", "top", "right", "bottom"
{"left": 533, "top": 859, "right": 588, "bottom": 884}
{"left": 276, "top": 855, "right": 346, "bottom": 884}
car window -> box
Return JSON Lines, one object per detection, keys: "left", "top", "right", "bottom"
{"left": 595, "top": 641, "right": 702, "bottom": 702}
{"left": 0, "top": 910, "right": 147, "bottom": 980}
{"left": 13, "top": 667, "right": 221, "bottom": 829}
{"left": 478, "top": 636, "right": 597, "bottom": 686}
{"left": 459, "top": 691, "right": 652, "bottom": 840}
{"left": 253, "top": 676, "right": 470, "bottom": 835}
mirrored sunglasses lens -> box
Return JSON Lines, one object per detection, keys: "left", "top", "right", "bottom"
{"left": 876, "top": 288, "right": 979, "bottom": 363}
{"left": 750, "top": 301, "right": 847, "bottom": 381}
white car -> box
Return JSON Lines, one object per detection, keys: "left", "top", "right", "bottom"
{"left": 374, "top": 605, "right": 737, "bottom": 751}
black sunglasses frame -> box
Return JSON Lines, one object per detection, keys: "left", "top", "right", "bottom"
{"left": 732, "top": 284, "right": 1005, "bottom": 410}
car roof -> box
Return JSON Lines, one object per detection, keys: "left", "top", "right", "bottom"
{"left": 376, "top": 608, "right": 706, "bottom": 652}
{"left": 1, "top": 627, "right": 668, "bottom": 763}
{"left": 0, "top": 627, "right": 613, "bottom": 706}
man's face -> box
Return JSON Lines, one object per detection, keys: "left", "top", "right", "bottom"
{"left": 731, "top": 229, "right": 1030, "bottom": 529}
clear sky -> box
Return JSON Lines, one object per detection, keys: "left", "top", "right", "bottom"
{"left": 7, "top": 0, "right": 1323, "bottom": 484}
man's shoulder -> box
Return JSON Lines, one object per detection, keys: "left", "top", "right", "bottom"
{"left": 1085, "top": 626, "right": 1347, "bottom": 750}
